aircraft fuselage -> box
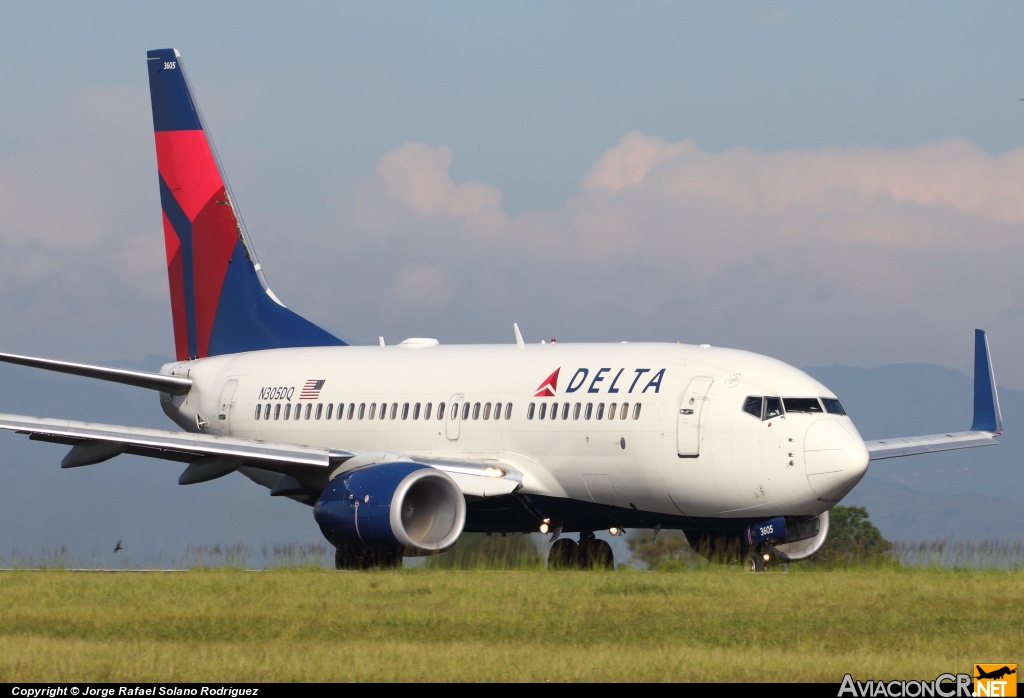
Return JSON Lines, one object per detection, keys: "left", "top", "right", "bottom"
{"left": 159, "top": 340, "right": 870, "bottom": 532}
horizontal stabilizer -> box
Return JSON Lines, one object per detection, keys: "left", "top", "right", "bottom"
{"left": 865, "top": 329, "right": 1002, "bottom": 461}
{"left": 0, "top": 352, "right": 191, "bottom": 395}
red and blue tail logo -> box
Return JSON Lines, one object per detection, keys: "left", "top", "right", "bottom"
{"left": 147, "top": 48, "right": 345, "bottom": 361}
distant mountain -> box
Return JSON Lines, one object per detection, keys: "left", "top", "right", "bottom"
{"left": 842, "top": 476, "right": 1024, "bottom": 542}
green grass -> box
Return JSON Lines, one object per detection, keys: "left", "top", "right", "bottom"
{"left": 1, "top": 567, "right": 1021, "bottom": 682}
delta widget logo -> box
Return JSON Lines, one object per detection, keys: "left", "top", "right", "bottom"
{"left": 534, "top": 368, "right": 560, "bottom": 397}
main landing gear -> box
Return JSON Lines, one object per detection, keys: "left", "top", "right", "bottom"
{"left": 547, "top": 531, "right": 615, "bottom": 570}
{"left": 334, "top": 543, "right": 403, "bottom": 570}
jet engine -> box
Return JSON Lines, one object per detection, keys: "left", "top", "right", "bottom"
{"left": 313, "top": 462, "right": 466, "bottom": 555}
{"left": 774, "top": 511, "right": 830, "bottom": 561}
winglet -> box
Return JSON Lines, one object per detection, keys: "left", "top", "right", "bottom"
{"left": 970, "top": 329, "right": 1002, "bottom": 433}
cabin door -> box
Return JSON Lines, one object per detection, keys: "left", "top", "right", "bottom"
{"left": 218, "top": 380, "right": 238, "bottom": 435}
{"left": 446, "top": 393, "right": 465, "bottom": 440}
{"left": 676, "top": 377, "right": 714, "bottom": 457}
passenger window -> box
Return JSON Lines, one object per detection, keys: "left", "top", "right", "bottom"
{"left": 462, "top": 402, "right": 471, "bottom": 421}
{"left": 413, "top": 403, "right": 421, "bottom": 420}
{"left": 538, "top": 403, "right": 547, "bottom": 420}
{"left": 264, "top": 404, "right": 272, "bottom": 420}
{"left": 295, "top": 403, "right": 302, "bottom": 420}
{"left": 483, "top": 403, "right": 491, "bottom": 420}
{"left": 424, "top": 403, "right": 432, "bottom": 420}
{"left": 573, "top": 403, "right": 581, "bottom": 420}
{"left": 379, "top": 403, "right": 387, "bottom": 420}
{"left": 254, "top": 405, "right": 261, "bottom": 420}
{"left": 561, "top": 403, "right": 569, "bottom": 420}
{"left": 585, "top": 403, "right": 593, "bottom": 420}
{"left": 742, "top": 396, "right": 763, "bottom": 419}
{"left": 358, "top": 403, "right": 366, "bottom": 420}
{"left": 284, "top": 403, "right": 292, "bottom": 420}
{"left": 315, "top": 403, "right": 323, "bottom": 420}
{"left": 437, "top": 402, "right": 445, "bottom": 420}
{"left": 368, "top": 403, "right": 376, "bottom": 420}
{"left": 632, "top": 403, "right": 641, "bottom": 420}
{"left": 388, "top": 403, "right": 396, "bottom": 420}
{"left": 472, "top": 402, "right": 481, "bottom": 420}
{"left": 596, "top": 403, "right": 605, "bottom": 420}
{"left": 348, "top": 403, "right": 355, "bottom": 420}
{"left": 326, "top": 403, "right": 333, "bottom": 420}
{"left": 550, "top": 402, "right": 558, "bottom": 420}
{"left": 304, "top": 403, "right": 312, "bottom": 420}
{"left": 822, "top": 398, "right": 846, "bottom": 416}
{"left": 608, "top": 402, "right": 617, "bottom": 420}
{"left": 494, "top": 402, "right": 502, "bottom": 420}
{"left": 402, "top": 403, "right": 410, "bottom": 420}
{"left": 764, "top": 397, "right": 783, "bottom": 419}
{"left": 274, "top": 404, "right": 281, "bottom": 420}
{"left": 527, "top": 403, "right": 535, "bottom": 420}
{"left": 505, "top": 403, "right": 512, "bottom": 420}
{"left": 620, "top": 403, "right": 629, "bottom": 420}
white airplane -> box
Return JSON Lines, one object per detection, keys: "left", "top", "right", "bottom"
{"left": 0, "top": 49, "right": 1004, "bottom": 571}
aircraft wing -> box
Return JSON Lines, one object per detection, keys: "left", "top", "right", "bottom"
{"left": 0, "top": 413, "right": 522, "bottom": 499}
{"left": 864, "top": 330, "right": 1002, "bottom": 461}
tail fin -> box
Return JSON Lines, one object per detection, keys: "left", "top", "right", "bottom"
{"left": 146, "top": 48, "right": 345, "bottom": 361}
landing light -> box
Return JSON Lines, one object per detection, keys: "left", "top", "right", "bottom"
{"left": 484, "top": 466, "right": 506, "bottom": 478}
{"left": 609, "top": 527, "right": 620, "bottom": 536}
{"left": 540, "top": 518, "right": 551, "bottom": 534}
{"left": 762, "top": 553, "right": 770, "bottom": 562}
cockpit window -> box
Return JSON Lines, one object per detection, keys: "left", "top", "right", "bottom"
{"left": 822, "top": 398, "right": 846, "bottom": 416}
{"left": 764, "top": 397, "right": 783, "bottom": 419}
{"left": 742, "top": 396, "right": 763, "bottom": 419}
{"left": 783, "top": 397, "right": 823, "bottom": 413}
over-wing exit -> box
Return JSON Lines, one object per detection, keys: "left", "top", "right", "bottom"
{"left": 0, "top": 49, "right": 1003, "bottom": 571}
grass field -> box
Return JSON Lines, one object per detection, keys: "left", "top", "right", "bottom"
{"left": 1, "top": 566, "right": 1021, "bottom": 682}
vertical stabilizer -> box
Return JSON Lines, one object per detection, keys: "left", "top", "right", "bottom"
{"left": 147, "top": 48, "right": 345, "bottom": 360}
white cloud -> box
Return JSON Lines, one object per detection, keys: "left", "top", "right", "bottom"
{"left": 339, "top": 132, "right": 1024, "bottom": 383}
{"left": 385, "top": 264, "right": 457, "bottom": 317}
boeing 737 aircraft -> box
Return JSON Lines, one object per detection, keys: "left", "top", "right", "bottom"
{"left": 0, "top": 49, "right": 1004, "bottom": 570}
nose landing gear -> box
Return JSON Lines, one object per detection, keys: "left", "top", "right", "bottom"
{"left": 746, "top": 545, "right": 782, "bottom": 572}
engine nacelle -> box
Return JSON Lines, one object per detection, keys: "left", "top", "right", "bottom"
{"left": 774, "top": 511, "right": 829, "bottom": 561}
{"left": 313, "top": 462, "right": 466, "bottom": 555}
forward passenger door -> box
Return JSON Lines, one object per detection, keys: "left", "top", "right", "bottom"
{"left": 677, "top": 377, "right": 714, "bottom": 457}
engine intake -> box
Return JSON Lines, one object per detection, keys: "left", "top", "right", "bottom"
{"left": 313, "top": 462, "right": 466, "bottom": 555}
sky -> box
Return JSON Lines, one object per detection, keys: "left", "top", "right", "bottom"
{"left": 1, "top": 2, "right": 1024, "bottom": 562}
{"left": 2, "top": 2, "right": 1024, "bottom": 384}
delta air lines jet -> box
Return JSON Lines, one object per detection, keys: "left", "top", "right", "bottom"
{"left": 0, "top": 49, "right": 1004, "bottom": 570}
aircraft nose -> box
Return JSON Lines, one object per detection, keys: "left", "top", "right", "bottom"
{"left": 803, "top": 420, "right": 869, "bottom": 502}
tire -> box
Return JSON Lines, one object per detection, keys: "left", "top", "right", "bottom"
{"left": 585, "top": 539, "right": 615, "bottom": 570}
{"left": 747, "top": 553, "right": 766, "bottom": 573}
{"left": 547, "top": 538, "right": 578, "bottom": 570}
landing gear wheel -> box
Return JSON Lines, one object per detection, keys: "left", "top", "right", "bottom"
{"left": 585, "top": 539, "right": 615, "bottom": 570}
{"left": 547, "top": 538, "right": 578, "bottom": 570}
{"left": 747, "top": 553, "right": 765, "bottom": 572}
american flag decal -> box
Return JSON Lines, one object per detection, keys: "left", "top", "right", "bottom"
{"left": 300, "top": 379, "right": 326, "bottom": 400}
